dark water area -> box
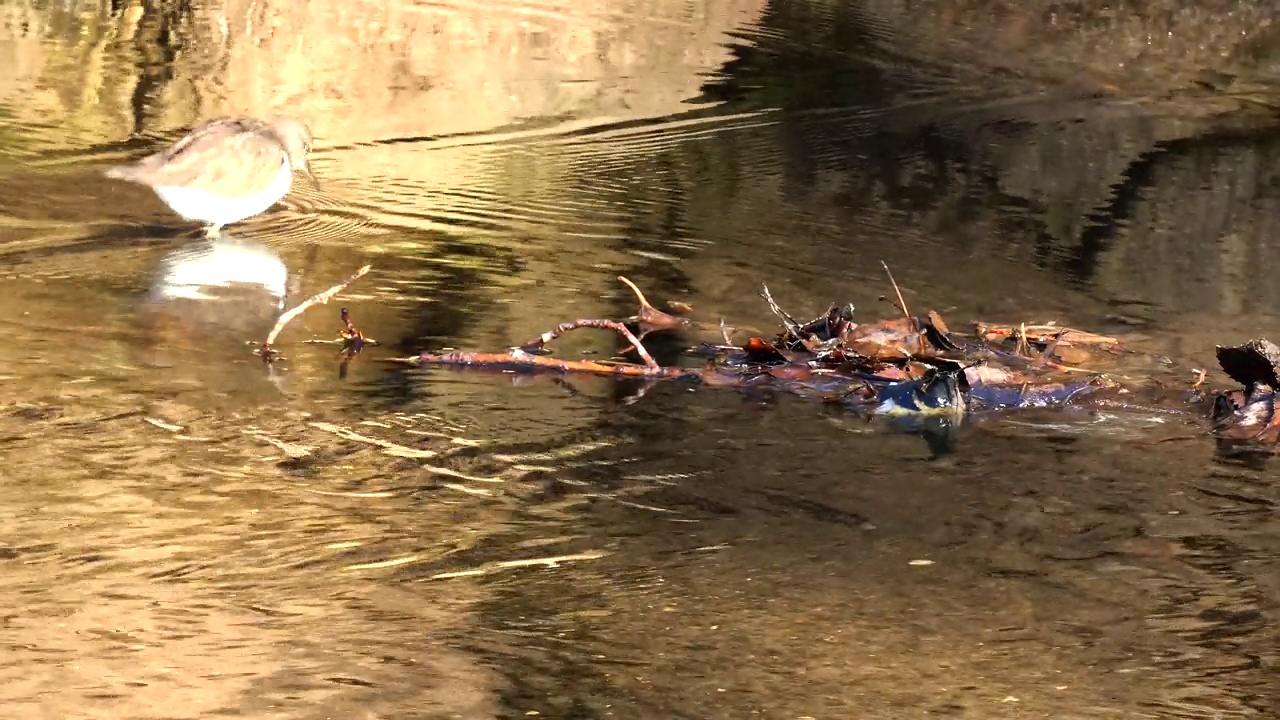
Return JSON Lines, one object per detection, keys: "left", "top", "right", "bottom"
{"left": 3, "top": 0, "right": 1280, "bottom": 718}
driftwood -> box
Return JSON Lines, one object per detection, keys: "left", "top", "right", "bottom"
{"left": 248, "top": 263, "right": 1280, "bottom": 452}
{"left": 399, "top": 272, "right": 1280, "bottom": 450}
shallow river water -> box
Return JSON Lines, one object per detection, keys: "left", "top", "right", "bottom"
{"left": 2, "top": 1, "right": 1280, "bottom": 718}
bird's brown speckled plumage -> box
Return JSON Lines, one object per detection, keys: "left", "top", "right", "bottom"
{"left": 105, "top": 116, "right": 316, "bottom": 236}
{"left": 106, "top": 116, "right": 313, "bottom": 196}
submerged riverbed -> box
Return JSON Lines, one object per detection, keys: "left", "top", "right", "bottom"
{"left": 2, "top": 1, "right": 1280, "bottom": 718}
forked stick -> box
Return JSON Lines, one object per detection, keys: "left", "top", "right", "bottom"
{"left": 261, "top": 264, "right": 372, "bottom": 363}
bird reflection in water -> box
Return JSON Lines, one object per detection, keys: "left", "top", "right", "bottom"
{"left": 133, "top": 235, "right": 290, "bottom": 373}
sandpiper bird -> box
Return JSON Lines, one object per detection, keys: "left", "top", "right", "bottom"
{"left": 105, "top": 116, "right": 317, "bottom": 238}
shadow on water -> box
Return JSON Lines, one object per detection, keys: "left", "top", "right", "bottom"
{"left": 2, "top": 0, "right": 1280, "bottom": 717}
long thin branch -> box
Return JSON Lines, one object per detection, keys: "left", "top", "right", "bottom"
{"left": 418, "top": 349, "right": 693, "bottom": 379}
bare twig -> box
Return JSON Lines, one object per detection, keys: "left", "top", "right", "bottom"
{"left": 759, "top": 284, "right": 803, "bottom": 338}
{"left": 881, "top": 261, "right": 911, "bottom": 320}
{"left": 518, "top": 319, "right": 661, "bottom": 370}
{"left": 417, "top": 349, "right": 693, "bottom": 379}
{"left": 261, "top": 265, "right": 372, "bottom": 363}
{"left": 618, "top": 275, "right": 687, "bottom": 335}
{"left": 618, "top": 275, "right": 654, "bottom": 310}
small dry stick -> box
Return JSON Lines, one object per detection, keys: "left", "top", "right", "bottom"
{"left": 759, "top": 284, "right": 802, "bottom": 338}
{"left": 881, "top": 261, "right": 911, "bottom": 320}
{"left": 1016, "top": 322, "right": 1030, "bottom": 357}
{"left": 617, "top": 275, "right": 686, "bottom": 335}
{"left": 261, "top": 264, "right": 372, "bottom": 362}
{"left": 618, "top": 276, "right": 654, "bottom": 310}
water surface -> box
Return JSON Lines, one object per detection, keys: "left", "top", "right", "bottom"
{"left": 2, "top": 1, "right": 1280, "bottom": 718}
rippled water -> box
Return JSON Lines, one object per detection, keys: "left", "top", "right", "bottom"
{"left": 3, "top": 0, "right": 1280, "bottom": 718}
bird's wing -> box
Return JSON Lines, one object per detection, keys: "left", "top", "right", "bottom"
{"left": 108, "top": 118, "right": 288, "bottom": 195}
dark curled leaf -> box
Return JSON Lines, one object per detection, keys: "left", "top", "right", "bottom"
{"left": 921, "top": 310, "right": 961, "bottom": 351}
{"left": 927, "top": 310, "right": 952, "bottom": 336}
{"left": 1210, "top": 390, "right": 1245, "bottom": 426}
{"left": 1216, "top": 338, "right": 1280, "bottom": 390}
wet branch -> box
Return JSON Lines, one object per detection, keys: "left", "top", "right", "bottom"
{"left": 418, "top": 348, "right": 695, "bottom": 379}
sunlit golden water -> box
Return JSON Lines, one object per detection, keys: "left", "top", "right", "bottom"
{"left": 3, "top": 0, "right": 1280, "bottom": 718}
